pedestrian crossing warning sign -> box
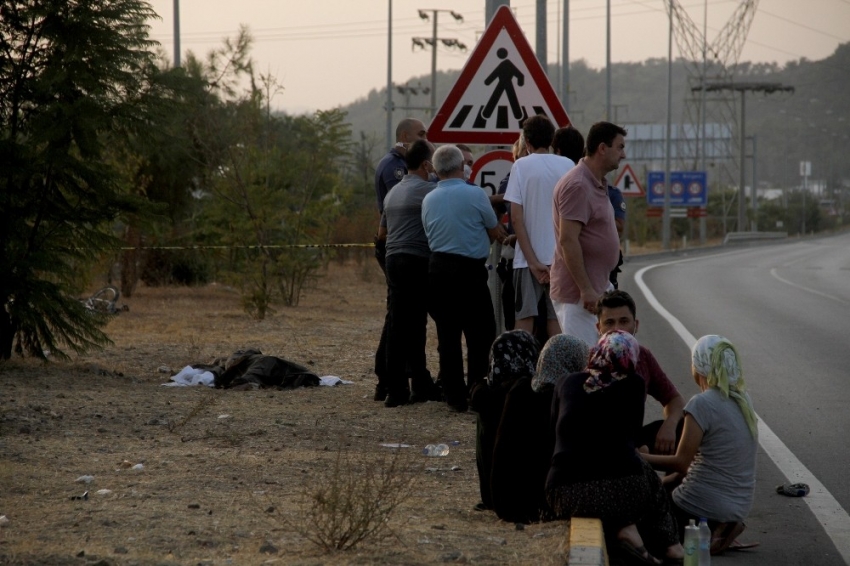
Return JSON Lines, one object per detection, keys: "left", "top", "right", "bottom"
{"left": 613, "top": 164, "right": 644, "bottom": 197}
{"left": 428, "top": 6, "right": 570, "bottom": 144}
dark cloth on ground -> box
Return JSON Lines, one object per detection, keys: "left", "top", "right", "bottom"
{"left": 491, "top": 377, "right": 555, "bottom": 523}
{"left": 213, "top": 349, "right": 320, "bottom": 389}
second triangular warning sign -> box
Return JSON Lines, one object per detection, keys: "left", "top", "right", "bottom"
{"left": 614, "top": 164, "right": 645, "bottom": 197}
{"left": 428, "top": 6, "right": 570, "bottom": 144}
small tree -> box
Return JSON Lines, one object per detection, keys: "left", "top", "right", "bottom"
{"left": 186, "top": 33, "right": 353, "bottom": 317}
{"left": 0, "top": 0, "right": 166, "bottom": 359}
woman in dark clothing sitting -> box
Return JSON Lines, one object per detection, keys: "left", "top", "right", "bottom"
{"left": 470, "top": 329, "right": 540, "bottom": 511}
{"left": 489, "top": 334, "right": 588, "bottom": 524}
{"left": 545, "top": 330, "right": 684, "bottom": 565}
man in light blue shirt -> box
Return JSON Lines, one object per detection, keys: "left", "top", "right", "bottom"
{"left": 422, "top": 145, "right": 506, "bottom": 412}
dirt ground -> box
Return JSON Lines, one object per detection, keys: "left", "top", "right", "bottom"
{"left": 0, "top": 257, "right": 572, "bottom": 566}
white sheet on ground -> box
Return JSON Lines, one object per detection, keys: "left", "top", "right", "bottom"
{"left": 162, "top": 365, "right": 215, "bottom": 387}
{"left": 320, "top": 375, "right": 352, "bottom": 386}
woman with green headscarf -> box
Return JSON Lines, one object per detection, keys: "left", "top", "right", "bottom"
{"left": 640, "top": 335, "right": 759, "bottom": 556}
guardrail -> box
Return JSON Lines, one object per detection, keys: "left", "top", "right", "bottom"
{"left": 723, "top": 231, "right": 787, "bottom": 245}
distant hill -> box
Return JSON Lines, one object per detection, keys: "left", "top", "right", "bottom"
{"left": 339, "top": 43, "right": 850, "bottom": 193}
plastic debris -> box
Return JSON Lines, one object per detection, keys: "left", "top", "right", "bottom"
{"left": 0, "top": 515, "right": 9, "bottom": 527}
{"left": 380, "top": 443, "right": 412, "bottom": 448}
{"left": 75, "top": 475, "right": 94, "bottom": 484}
{"left": 69, "top": 491, "right": 89, "bottom": 501}
{"left": 131, "top": 463, "right": 144, "bottom": 470}
{"left": 96, "top": 489, "right": 113, "bottom": 496}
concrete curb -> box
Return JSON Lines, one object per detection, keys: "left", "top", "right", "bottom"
{"left": 566, "top": 517, "right": 609, "bottom": 566}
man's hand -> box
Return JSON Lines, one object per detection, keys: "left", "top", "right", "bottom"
{"left": 487, "top": 223, "right": 508, "bottom": 245}
{"left": 654, "top": 420, "right": 678, "bottom": 455}
{"left": 529, "top": 261, "right": 550, "bottom": 284}
{"left": 579, "top": 288, "right": 601, "bottom": 314}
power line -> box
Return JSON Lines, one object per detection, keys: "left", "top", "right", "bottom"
{"left": 758, "top": 8, "right": 848, "bottom": 42}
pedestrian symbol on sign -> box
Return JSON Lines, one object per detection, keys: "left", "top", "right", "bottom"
{"left": 482, "top": 48, "right": 524, "bottom": 121}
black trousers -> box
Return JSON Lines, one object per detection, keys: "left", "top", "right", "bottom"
{"left": 385, "top": 253, "right": 432, "bottom": 394}
{"left": 428, "top": 252, "right": 496, "bottom": 404}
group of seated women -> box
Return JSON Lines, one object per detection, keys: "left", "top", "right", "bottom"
{"left": 472, "top": 325, "right": 758, "bottom": 565}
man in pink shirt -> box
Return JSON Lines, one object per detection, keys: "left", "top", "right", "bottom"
{"left": 596, "top": 289, "right": 686, "bottom": 455}
{"left": 550, "top": 122, "right": 626, "bottom": 345}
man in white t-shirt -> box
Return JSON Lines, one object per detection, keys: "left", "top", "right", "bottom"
{"left": 504, "top": 115, "right": 574, "bottom": 338}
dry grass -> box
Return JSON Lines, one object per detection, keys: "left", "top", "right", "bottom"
{"left": 0, "top": 258, "right": 569, "bottom": 565}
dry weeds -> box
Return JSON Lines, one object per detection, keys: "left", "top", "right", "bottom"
{"left": 0, "top": 257, "right": 570, "bottom": 565}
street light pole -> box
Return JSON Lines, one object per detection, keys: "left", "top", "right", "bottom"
{"left": 662, "top": 0, "right": 673, "bottom": 250}
{"left": 537, "top": 0, "right": 547, "bottom": 71}
{"left": 173, "top": 0, "right": 180, "bottom": 67}
{"left": 386, "top": 0, "right": 393, "bottom": 152}
{"left": 738, "top": 90, "right": 746, "bottom": 231}
{"left": 562, "top": 0, "right": 569, "bottom": 112}
{"left": 606, "top": 0, "right": 611, "bottom": 121}
{"left": 430, "top": 11, "right": 438, "bottom": 114}
{"left": 413, "top": 10, "right": 465, "bottom": 116}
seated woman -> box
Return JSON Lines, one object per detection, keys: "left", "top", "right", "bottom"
{"left": 640, "top": 335, "right": 758, "bottom": 555}
{"left": 490, "top": 334, "right": 588, "bottom": 524}
{"left": 545, "top": 330, "right": 683, "bottom": 565}
{"left": 470, "top": 329, "right": 539, "bottom": 511}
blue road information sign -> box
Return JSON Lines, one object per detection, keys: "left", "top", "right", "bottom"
{"left": 428, "top": 6, "right": 570, "bottom": 145}
{"left": 646, "top": 171, "right": 707, "bottom": 207}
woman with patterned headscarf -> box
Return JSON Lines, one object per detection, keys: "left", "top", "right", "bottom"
{"left": 470, "top": 329, "right": 540, "bottom": 512}
{"left": 489, "top": 334, "right": 589, "bottom": 524}
{"left": 546, "top": 330, "right": 684, "bottom": 565}
{"left": 641, "top": 335, "right": 759, "bottom": 555}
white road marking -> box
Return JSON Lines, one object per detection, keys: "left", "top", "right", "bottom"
{"left": 770, "top": 267, "right": 850, "bottom": 306}
{"left": 635, "top": 260, "right": 850, "bottom": 565}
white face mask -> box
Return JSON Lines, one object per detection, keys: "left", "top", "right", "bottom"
{"left": 463, "top": 164, "right": 472, "bottom": 181}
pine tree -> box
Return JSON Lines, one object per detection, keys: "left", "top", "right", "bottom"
{"left": 0, "top": 0, "right": 162, "bottom": 359}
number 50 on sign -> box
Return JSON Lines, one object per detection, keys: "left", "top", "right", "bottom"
{"left": 470, "top": 150, "right": 515, "bottom": 196}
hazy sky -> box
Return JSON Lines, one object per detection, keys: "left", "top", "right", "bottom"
{"left": 146, "top": 1, "right": 850, "bottom": 113}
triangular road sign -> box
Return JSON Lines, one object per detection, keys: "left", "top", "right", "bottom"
{"left": 614, "top": 164, "right": 644, "bottom": 197}
{"left": 428, "top": 6, "right": 570, "bottom": 144}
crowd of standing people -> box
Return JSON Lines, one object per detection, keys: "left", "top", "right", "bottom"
{"left": 372, "top": 116, "right": 759, "bottom": 565}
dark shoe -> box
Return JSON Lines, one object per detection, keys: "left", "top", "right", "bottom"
{"left": 446, "top": 398, "right": 468, "bottom": 413}
{"left": 374, "top": 384, "right": 388, "bottom": 402}
{"left": 384, "top": 391, "right": 411, "bottom": 408}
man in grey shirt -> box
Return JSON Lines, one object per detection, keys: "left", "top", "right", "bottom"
{"left": 378, "top": 140, "right": 441, "bottom": 407}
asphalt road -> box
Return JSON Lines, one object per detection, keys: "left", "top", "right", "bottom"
{"left": 618, "top": 231, "right": 850, "bottom": 566}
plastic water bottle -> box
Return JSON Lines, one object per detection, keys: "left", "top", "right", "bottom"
{"left": 698, "top": 518, "right": 711, "bottom": 565}
{"left": 683, "top": 519, "right": 699, "bottom": 566}
{"left": 422, "top": 443, "right": 449, "bottom": 457}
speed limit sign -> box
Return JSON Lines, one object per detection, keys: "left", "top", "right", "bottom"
{"left": 469, "top": 150, "right": 514, "bottom": 196}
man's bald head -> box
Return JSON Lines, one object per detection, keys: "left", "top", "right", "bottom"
{"left": 395, "top": 118, "right": 428, "bottom": 144}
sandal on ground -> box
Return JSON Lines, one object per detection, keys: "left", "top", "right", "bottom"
{"left": 728, "top": 539, "right": 760, "bottom": 551}
{"left": 710, "top": 521, "right": 746, "bottom": 555}
{"left": 776, "top": 482, "right": 810, "bottom": 497}
{"left": 616, "top": 540, "right": 662, "bottom": 565}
